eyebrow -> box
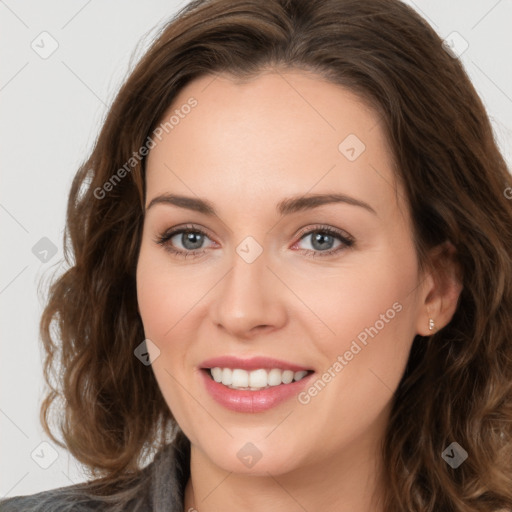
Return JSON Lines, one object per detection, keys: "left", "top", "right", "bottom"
{"left": 145, "top": 192, "right": 377, "bottom": 216}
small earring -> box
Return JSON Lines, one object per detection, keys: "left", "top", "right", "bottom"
{"left": 428, "top": 318, "right": 435, "bottom": 332}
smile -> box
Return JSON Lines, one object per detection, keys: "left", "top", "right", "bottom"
{"left": 208, "top": 367, "right": 311, "bottom": 390}
{"left": 199, "top": 356, "right": 315, "bottom": 412}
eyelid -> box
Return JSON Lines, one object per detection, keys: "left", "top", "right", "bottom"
{"left": 293, "top": 224, "right": 355, "bottom": 245}
{"left": 154, "top": 223, "right": 355, "bottom": 258}
{"left": 290, "top": 224, "right": 355, "bottom": 257}
{"left": 158, "top": 223, "right": 216, "bottom": 243}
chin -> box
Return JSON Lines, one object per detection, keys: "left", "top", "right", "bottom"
{"left": 195, "top": 436, "right": 305, "bottom": 476}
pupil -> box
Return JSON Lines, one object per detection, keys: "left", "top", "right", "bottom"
{"left": 311, "top": 232, "right": 333, "bottom": 251}
{"left": 179, "top": 232, "right": 335, "bottom": 251}
{"left": 183, "top": 232, "right": 204, "bottom": 250}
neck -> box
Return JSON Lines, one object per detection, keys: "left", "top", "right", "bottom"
{"left": 183, "top": 433, "right": 386, "bottom": 512}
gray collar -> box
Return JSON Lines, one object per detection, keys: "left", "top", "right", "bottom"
{"left": 149, "top": 441, "right": 189, "bottom": 512}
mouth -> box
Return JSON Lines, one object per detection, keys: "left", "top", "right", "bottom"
{"left": 198, "top": 356, "right": 315, "bottom": 412}
{"left": 203, "top": 367, "right": 314, "bottom": 391}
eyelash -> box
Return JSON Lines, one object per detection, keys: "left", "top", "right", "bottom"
{"left": 154, "top": 223, "right": 355, "bottom": 259}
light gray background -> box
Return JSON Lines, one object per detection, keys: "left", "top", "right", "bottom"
{"left": 1, "top": 0, "right": 511, "bottom": 498}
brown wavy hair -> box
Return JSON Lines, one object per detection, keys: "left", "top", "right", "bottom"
{"left": 39, "top": 0, "right": 512, "bottom": 510}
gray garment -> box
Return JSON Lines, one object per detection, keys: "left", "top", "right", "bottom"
{"left": 0, "top": 442, "right": 187, "bottom": 512}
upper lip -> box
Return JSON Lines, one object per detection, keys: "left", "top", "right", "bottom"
{"left": 199, "top": 356, "right": 313, "bottom": 372}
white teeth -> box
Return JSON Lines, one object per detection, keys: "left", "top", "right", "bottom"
{"left": 282, "top": 370, "right": 294, "bottom": 384}
{"left": 231, "top": 369, "right": 249, "bottom": 388}
{"left": 294, "top": 370, "right": 308, "bottom": 381}
{"left": 248, "top": 369, "right": 267, "bottom": 388}
{"left": 211, "top": 367, "right": 223, "bottom": 383}
{"left": 209, "top": 367, "right": 310, "bottom": 390}
{"left": 221, "top": 368, "right": 232, "bottom": 386}
{"left": 268, "top": 368, "right": 282, "bottom": 386}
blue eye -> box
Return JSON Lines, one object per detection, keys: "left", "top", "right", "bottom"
{"left": 293, "top": 226, "right": 354, "bottom": 257}
{"left": 155, "top": 224, "right": 354, "bottom": 259}
{"left": 155, "top": 224, "right": 214, "bottom": 258}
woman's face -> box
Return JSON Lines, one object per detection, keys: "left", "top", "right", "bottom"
{"left": 137, "top": 70, "right": 430, "bottom": 476}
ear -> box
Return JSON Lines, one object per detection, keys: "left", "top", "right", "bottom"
{"left": 416, "top": 241, "right": 463, "bottom": 336}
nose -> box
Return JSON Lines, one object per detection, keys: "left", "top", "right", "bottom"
{"left": 209, "top": 249, "right": 288, "bottom": 340}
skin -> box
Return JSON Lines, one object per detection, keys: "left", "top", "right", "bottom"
{"left": 136, "top": 70, "right": 462, "bottom": 512}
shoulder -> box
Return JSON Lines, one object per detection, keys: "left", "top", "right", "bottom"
{"left": 0, "top": 441, "right": 188, "bottom": 512}
{"left": 0, "top": 483, "right": 106, "bottom": 511}
{"left": 0, "top": 469, "right": 154, "bottom": 512}
{"left": 0, "top": 473, "right": 154, "bottom": 512}
{"left": 0, "top": 458, "right": 152, "bottom": 512}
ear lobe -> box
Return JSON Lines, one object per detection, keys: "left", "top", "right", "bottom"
{"left": 416, "top": 241, "right": 463, "bottom": 336}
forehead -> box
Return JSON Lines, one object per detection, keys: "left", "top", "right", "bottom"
{"left": 145, "top": 70, "right": 402, "bottom": 219}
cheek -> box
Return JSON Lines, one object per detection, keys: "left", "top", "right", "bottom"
{"left": 289, "top": 249, "right": 418, "bottom": 350}
{"left": 136, "top": 244, "right": 211, "bottom": 343}
{"left": 136, "top": 247, "right": 201, "bottom": 423}
{"left": 299, "top": 249, "right": 419, "bottom": 422}
{"left": 297, "top": 248, "right": 418, "bottom": 383}
{"left": 136, "top": 263, "right": 173, "bottom": 342}
{"left": 135, "top": 242, "right": 217, "bottom": 416}
{"left": 136, "top": 250, "right": 191, "bottom": 406}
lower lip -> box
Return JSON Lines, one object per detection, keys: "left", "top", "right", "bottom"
{"left": 200, "top": 369, "right": 314, "bottom": 413}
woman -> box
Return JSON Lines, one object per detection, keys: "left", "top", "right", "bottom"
{"left": 2, "top": 0, "right": 511, "bottom": 510}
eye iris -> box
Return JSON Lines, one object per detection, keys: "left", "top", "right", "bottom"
{"left": 182, "top": 231, "right": 204, "bottom": 250}
{"left": 311, "top": 232, "right": 334, "bottom": 250}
